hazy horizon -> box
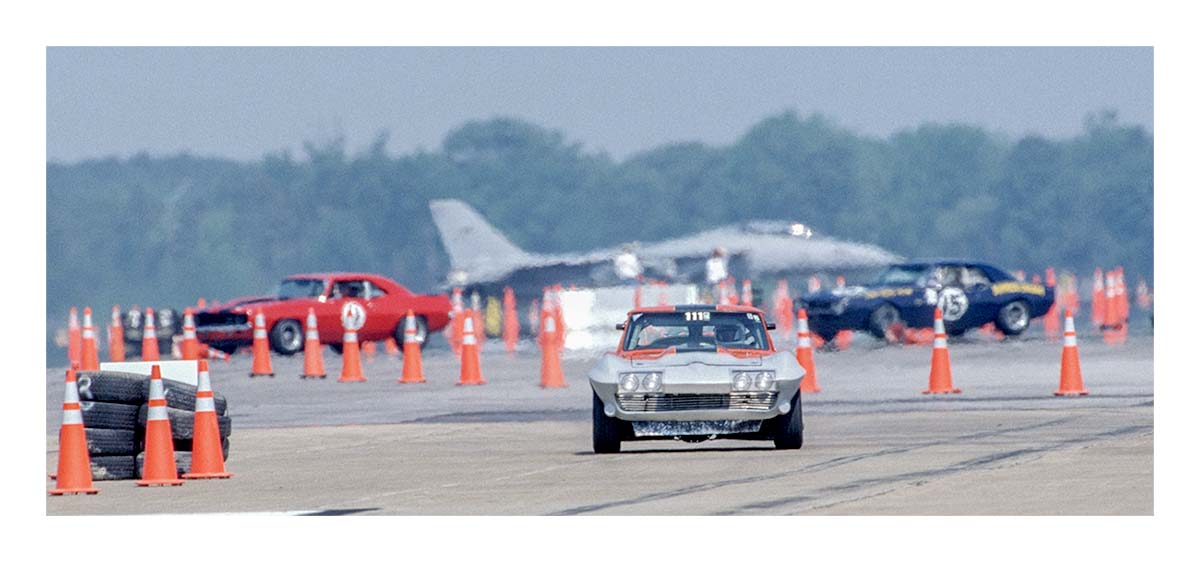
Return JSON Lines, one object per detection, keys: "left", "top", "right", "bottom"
{"left": 47, "top": 47, "right": 1151, "bottom": 164}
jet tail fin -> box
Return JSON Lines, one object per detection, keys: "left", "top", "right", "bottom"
{"left": 429, "top": 199, "right": 531, "bottom": 280}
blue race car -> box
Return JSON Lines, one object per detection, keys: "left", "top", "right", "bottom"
{"left": 800, "top": 260, "right": 1055, "bottom": 342}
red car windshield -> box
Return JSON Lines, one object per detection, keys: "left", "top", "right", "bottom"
{"left": 623, "top": 311, "right": 768, "bottom": 352}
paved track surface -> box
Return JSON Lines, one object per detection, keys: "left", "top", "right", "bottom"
{"left": 46, "top": 332, "right": 1153, "bottom": 515}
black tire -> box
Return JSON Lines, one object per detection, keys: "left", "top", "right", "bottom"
{"left": 392, "top": 316, "right": 430, "bottom": 351}
{"left": 868, "top": 304, "right": 904, "bottom": 341}
{"left": 592, "top": 392, "right": 623, "bottom": 454}
{"left": 172, "top": 437, "right": 230, "bottom": 460}
{"left": 80, "top": 401, "right": 140, "bottom": 431}
{"left": 329, "top": 343, "right": 343, "bottom": 355}
{"left": 772, "top": 392, "right": 804, "bottom": 450}
{"left": 89, "top": 455, "right": 137, "bottom": 481}
{"left": 138, "top": 404, "right": 233, "bottom": 440}
{"left": 75, "top": 371, "right": 145, "bottom": 405}
{"left": 269, "top": 318, "right": 305, "bottom": 356}
{"left": 996, "top": 300, "right": 1031, "bottom": 336}
{"left": 136, "top": 452, "right": 191, "bottom": 479}
{"left": 85, "top": 428, "right": 138, "bottom": 456}
{"left": 153, "top": 378, "right": 228, "bottom": 415}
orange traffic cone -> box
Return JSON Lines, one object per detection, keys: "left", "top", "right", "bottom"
{"left": 1043, "top": 268, "right": 1060, "bottom": 340}
{"left": 141, "top": 307, "right": 161, "bottom": 361}
{"left": 384, "top": 337, "right": 401, "bottom": 356}
{"left": 633, "top": 282, "right": 643, "bottom": 308}
{"left": 457, "top": 315, "right": 485, "bottom": 385}
{"left": 795, "top": 309, "right": 820, "bottom": 393}
{"left": 183, "top": 360, "right": 232, "bottom": 479}
{"left": 1103, "top": 271, "right": 1120, "bottom": 345}
{"left": 539, "top": 313, "right": 566, "bottom": 388}
{"left": 249, "top": 308, "right": 274, "bottom": 377}
{"left": 449, "top": 288, "right": 465, "bottom": 355}
{"left": 136, "top": 365, "right": 184, "bottom": 486}
{"left": 79, "top": 307, "right": 100, "bottom": 371}
{"left": 1055, "top": 311, "right": 1089, "bottom": 396}
{"left": 923, "top": 308, "right": 961, "bottom": 394}
{"left": 502, "top": 287, "right": 519, "bottom": 355}
{"left": 49, "top": 368, "right": 99, "bottom": 495}
{"left": 808, "top": 275, "right": 821, "bottom": 295}
{"left": 67, "top": 307, "right": 82, "bottom": 366}
{"left": 180, "top": 308, "right": 200, "bottom": 360}
{"left": 301, "top": 308, "right": 326, "bottom": 379}
{"left": 741, "top": 279, "right": 753, "bottom": 308}
{"left": 835, "top": 330, "right": 852, "bottom": 350}
{"left": 362, "top": 340, "right": 378, "bottom": 360}
{"left": 399, "top": 310, "right": 426, "bottom": 383}
{"left": 338, "top": 324, "right": 367, "bottom": 383}
{"left": 108, "top": 305, "right": 125, "bottom": 362}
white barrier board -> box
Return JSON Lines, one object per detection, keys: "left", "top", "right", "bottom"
{"left": 99, "top": 360, "right": 199, "bottom": 386}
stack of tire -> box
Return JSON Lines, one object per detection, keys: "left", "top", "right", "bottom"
{"left": 73, "top": 370, "right": 231, "bottom": 480}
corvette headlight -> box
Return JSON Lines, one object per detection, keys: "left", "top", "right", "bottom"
{"left": 619, "top": 373, "right": 640, "bottom": 392}
{"left": 642, "top": 372, "right": 662, "bottom": 392}
{"left": 754, "top": 371, "right": 776, "bottom": 390}
{"left": 732, "top": 372, "right": 753, "bottom": 391}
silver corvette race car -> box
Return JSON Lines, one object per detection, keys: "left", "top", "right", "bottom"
{"left": 587, "top": 305, "right": 805, "bottom": 453}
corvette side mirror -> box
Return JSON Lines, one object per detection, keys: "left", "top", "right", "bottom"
{"left": 615, "top": 323, "right": 627, "bottom": 330}
{"left": 766, "top": 323, "right": 777, "bottom": 331}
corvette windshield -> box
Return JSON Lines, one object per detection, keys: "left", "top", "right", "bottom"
{"left": 277, "top": 279, "right": 326, "bottom": 299}
{"left": 623, "top": 311, "right": 769, "bottom": 352}
{"left": 875, "top": 265, "right": 929, "bottom": 286}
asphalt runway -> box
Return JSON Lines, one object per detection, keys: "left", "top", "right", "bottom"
{"left": 45, "top": 331, "right": 1153, "bottom": 515}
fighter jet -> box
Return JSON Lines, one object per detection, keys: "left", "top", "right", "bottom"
{"left": 429, "top": 199, "right": 901, "bottom": 300}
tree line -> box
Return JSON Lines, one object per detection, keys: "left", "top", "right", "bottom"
{"left": 47, "top": 110, "right": 1152, "bottom": 339}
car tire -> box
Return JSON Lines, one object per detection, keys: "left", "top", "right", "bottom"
{"left": 329, "top": 343, "right": 343, "bottom": 355}
{"left": 80, "top": 401, "right": 140, "bottom": 431}
{"left": 868, "top": 304, "right": 904, "bottom": 342}
{"left": 392, "top": 315, "right": 430, "bottom": 351}
{"left": 85, "top": 428, "right": 138, "bottom": 456}
{"left": 772, "top": 392, "right": 804, "bottom": 450}
{"left": 75, "top": 371, "right": 145, "bottom": 405}
{"left": 269, "top": 319, "right": 304, "bottom": 356}
{"left": 138, "top": 404, "right": 233, "bottom": 440}
{"left": 88, "top": 455, "right": 137, "bottom": 481}
{"left": 136, "top": 452, "right": 191, "bottom": 479}
{"left": 996, "top": 300, "right": 1031, "bottom": 336}
{"left": 592, "top": 392, "right": 622, "bottom": 454}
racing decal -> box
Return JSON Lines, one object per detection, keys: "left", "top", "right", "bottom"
{"left": 937, "top": 287, "right": 969, "bottom": 321}
{"left": 991, "top": 282, "right": 1047, "bottom": 297}
{"left": 341, "top": 301, "right": 367, "bottom": 330}
{"left": 684, "top": 311, "right": 711, "bottom": 322}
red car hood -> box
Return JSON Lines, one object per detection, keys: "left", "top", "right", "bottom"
{"left": 201, "top": 295, "right": 282, "bottom": 314}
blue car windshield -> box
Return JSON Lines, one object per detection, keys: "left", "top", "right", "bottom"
{"left": 623, "top": 311, "right": 768, "bottom": 352}
{"left": 875, "top": 265, "right": 929, "bottom": 286}
{"left": 278, "top": 279, "right": 326, "bottom": 299}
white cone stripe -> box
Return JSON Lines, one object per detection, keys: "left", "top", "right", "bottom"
{"left": 82, "top": 327, "right": 94, "bottom": 339}
{"left": 934, "top": 318, "right": 945, "bottom": 334}
{"left": 184, "top": 316, "right": 196, "bottom": 328}
{"left": 1064, "top": 334, "right": 1077, "bottom": 347}
{"left": 406, "top": 314, "right": 416, "bottom": 330}
{"left": 64, "top": 379, "right": 80, "bottom": 403}
{"left": 256, "top": 313, "right": 266, "bottom": 327}
{"left": 344, "top": 332, "right": 358, "bottom": 343}
{"left": 183, "top": 331, "right": 196, "bottom": 340}
{"left": 463, "top": 334, "right": 477, "bottom": 345}
{"left": 306, "top": 330, "right": 320, "bottom": 339}
{"left": 254, "top": 329, "right": 268, "bottom": 338}
{"left": 797, "top": 337, "right": 811, "bottom": 347}
{"left": 62, "top": 409, "right": 83, "bottom": 425}
{"left": 196, "top": 397, "right": 216, "bottom": 412}
{"left": 197, "top": 373, "right": 212, "bottom": 392}
{"left": 307, "top": 314, "right": 318, "bottom": 328}
{"left": 148, "top": 406, "right": 169, "bottom": 421}
{"left": 148, "top": 379, "right": 164, "bottom": 400}
{"left": 934, "top": 338, "right": 947, "bottom": 349}
{"left": 545, "top": 317, "right": 557, "bottom": 333}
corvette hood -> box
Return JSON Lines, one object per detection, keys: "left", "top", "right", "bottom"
{"left": 627, "top": 351, "right": 764, "bottom": 369}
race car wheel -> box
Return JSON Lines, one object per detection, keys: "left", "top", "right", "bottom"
{"left": 772, "top": 392, "right": 804, "bottom": 450}
{"left": 868, "top": 304, "right": 904, "bottom": 342}
{"left": 996, "top": 300, "right": 1031, "bottom": 336}
{"left": 269, "top": 319, "right": 304, "bottom": 355}
{"left": 592, "top": 392, "right": 622, "bottom": 454}
{"left": 392, "top": 315, "right": 430, "bottom": 351}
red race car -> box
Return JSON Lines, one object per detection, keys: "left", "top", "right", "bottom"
{"left": 195, "top": 272, "right": 452, "bottom": 355}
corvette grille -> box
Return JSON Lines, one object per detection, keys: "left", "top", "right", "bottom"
{"left": 617, "top": 392, "right": 778, "bottom": 412}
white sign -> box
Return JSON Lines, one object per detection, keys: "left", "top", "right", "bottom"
{"left": 98, "top": 360, "right": 199, "bottom": 386}
{"left": 341, "top": 301, "right": 367, "bottom": 330}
